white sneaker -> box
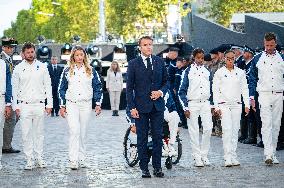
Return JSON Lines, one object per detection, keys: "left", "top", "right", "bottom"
{"left": 201, "top": 157, "right": 211, "bottom": 166}
{"left": 35, "top": 159, "right": 47, "bottom": 168}
{"left": 265, "top": 155, "right": 273, "bottom": 165}
{"left": 162, "top": 146, "right": 169, "bottom": 157}
{"left": 168, "top": 145, "right": 178, "bottom": 156}
{"left": 272, "top": 155, "right": 279, "bottom": 164}
{"left": 231, "top": 158, "right": 240, "bottom": 166}
{"left": 24, "top": 160, "right": 34, "bottom": 170}
{"left": 194, "top": 158, "right": 204, "bottom": 167}
{"left": 69, "top": 161, "right": 78, "bottom": 170}
{"left": 224, "top": 159, "right": 232, "bottom": 167}
{"left": 79, "top": 160, "right": 87, "bottom": 168}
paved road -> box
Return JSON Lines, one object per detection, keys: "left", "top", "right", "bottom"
{"left": 1, "top": 110, "right": 283, "bottom": 188}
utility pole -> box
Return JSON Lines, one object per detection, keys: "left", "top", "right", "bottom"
{"left": 99, "top": 0, "right": 106, "bottom": 42}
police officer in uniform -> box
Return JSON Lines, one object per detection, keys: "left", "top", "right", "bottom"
{"left": 0, "top": 37, "right": 20, "bottom": 154}
{"left": 236, "top": 46, "right": 261, "bottom": 145}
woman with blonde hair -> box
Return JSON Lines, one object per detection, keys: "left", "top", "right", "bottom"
{"left": 58, "top": 45, "right": 103, "bottom": 170}
{"left": 106, "top": 61, "right": 123, "bottom": 116}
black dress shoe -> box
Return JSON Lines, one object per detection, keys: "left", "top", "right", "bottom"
{"left": 153, "top": 168, "right": 164, "bottom": 178}
{"left": 2, "top": 148, "right": 21, "bottom": 154}
{"left": 242, "top": 138, "right": 257, "bottom": 144}
{"left": 141, "top": 170, "right": 151, "bottom": 178}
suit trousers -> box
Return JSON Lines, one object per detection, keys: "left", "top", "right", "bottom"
{"left": 164, "top": 110, "right": 180, "bottom": 145}
{"left": 0, "top": 97, "right": 5, "bottom": 160}
{"left": 66, "top": 100, "right": 92, "bottom": 162}
{"left": 136, "top": 106, "right": 163, "bottom": 171}
{"left": 187, "top": 101, "right": 213, "bottom": 160}
{"left": 220, "top": 103, "right": 242, "bottom": 161}
{"left": 109, "top": 91, "right": 121, "bottom": 111}
{"left": 20, "top": 103, "right": 45, "bottom": 161}
{"left": 3, "top": 110, "right": 16, "bottom": 149}
{"left": 258, "top": 92, "right": 283, "bottom": 157}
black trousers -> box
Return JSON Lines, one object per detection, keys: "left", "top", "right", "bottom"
{"left": 136, "top": 106, "right": 163, "bottom": 171}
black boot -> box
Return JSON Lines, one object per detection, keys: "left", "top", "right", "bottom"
{"left": 243, "top": 122, "right": 257, "bottom": 144}
{"left": 112, "top": 110, "right": 116, "bottom": 116}
{"left": 115, "top": 110, "right": 119, "bottom": 116}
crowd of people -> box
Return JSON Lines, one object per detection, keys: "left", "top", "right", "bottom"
{"left": 0, "top": 32, "right": 283, "bottom": 179}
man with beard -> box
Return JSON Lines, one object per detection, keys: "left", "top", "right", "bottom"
{"left": 249, "top": 32, "right": 284, "bottom": 165}
{"left": 12, "top": 42, "right": 52, "bottom": 170}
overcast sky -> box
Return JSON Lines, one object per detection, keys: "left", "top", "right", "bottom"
{"left": 0, "top": 0, "right": 32, "bottom": 36}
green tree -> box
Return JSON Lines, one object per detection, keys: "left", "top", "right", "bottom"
{"left": 202, "top": 0, "right": 284, "bottom": 27}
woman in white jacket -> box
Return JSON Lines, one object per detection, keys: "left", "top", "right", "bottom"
{"left": 213, "top": 50, "right": 250, "bottom": 167}
{"left": 106, "top": 61, "right": 123, "bottom": 116}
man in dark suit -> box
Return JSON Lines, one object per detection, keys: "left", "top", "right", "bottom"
{"left": 126, "top": 36, "right": 168, "bottom": 178}
{"left": 47, "top": 56, "right": 63, "bottom": 116}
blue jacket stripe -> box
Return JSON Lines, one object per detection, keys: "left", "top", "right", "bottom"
{"left": 5, "top": 63, "right": 12, "bottom": 103}
{"left": 92, "top": 68, "right": 103, "bottom": 103}
{"left": 178, "top": 67, "right": 190, "bottom": 110}
{"left": 58, "top": 67, "right": 69, "bottom": 106}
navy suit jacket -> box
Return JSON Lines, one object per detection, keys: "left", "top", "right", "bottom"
{"left": 126, "top": 55, "right": 168, "bottom": 113}
{"left": 47, "top": 64, "right": 64, "bottom": 91}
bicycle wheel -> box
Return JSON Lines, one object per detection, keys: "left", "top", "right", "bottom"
{"left": 172, "top": 134, "right": 182, "bottom": 164}
{"left": 123, "top": 127, "right": 139, "bottom": 167}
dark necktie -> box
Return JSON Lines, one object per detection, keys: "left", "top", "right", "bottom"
{"left": 53, "top": 65, "right": 57, "bottom": 72}
{"left": 146, "top": 57, "right": 152, "bottom": 71}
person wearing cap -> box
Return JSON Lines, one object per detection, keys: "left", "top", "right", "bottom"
{"left": 249, "top": 32, "right": 284, "bottom": 165}
{"left": 213, "top": 50, "right": 249, "bottom": 167}
{"left": 179, "top": 48, "right": 214, "bottom": 167}
{"left": 0, "top": 37, "right": 20, "bottom": 154}
{"left": 231, "top": 45, "right": 244, "bottom": 61}
{"left": 0, "top": 55, "right": 12, "bottom": 170}
{"left": 12, "top": 42, "right": 53, "bottom": 170}
{"left": 208, "top": 46, "right": 227, "bottom": 137}
{"left": 165, "top": 47, "right": 179, "bottom": 68}
{"left": 173, "top": 57, "right": 188, "bottom": 129}
{"left": 236, "top": 46, "right": 261, "bottom": 145}
{"left": 172, "top": 34, "right": 194, "bottom": 58}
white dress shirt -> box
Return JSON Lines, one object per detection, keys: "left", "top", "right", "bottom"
{"left": 12, "top": 59, "right": 53, "bottom": 110}
{"left": 213, "top": 66, "right": 249, "bottom": 108}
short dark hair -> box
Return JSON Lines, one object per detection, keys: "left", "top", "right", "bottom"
{"left": 138, "top": 36, "right": 153, "bottom": 46}
{"left": 224, "top": 49, "right": 235, "bottom": 56}
{"left": 192, "top": 48, "right": 204, "bottom": 57}
{"left": 264, "top": 32, "right": 277, "bottom": 41}
{"left": 22, "top": 42, "right": 35, "bottom": 53}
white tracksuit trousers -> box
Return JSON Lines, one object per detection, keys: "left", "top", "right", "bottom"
{"left": 187, "top": 101, "right": 213, "bottom": 159}
{"left": 219, "top": 104, "right": 242, "bottom": 161}
{"left": 109, "top": 91, "right": 121, "bottom": 111}
{"left": 164, "top": 110, "right": 180, "bottom": 145}
{"left": 66, "top": 100, "right": 92, "bottom": 162}
{"left": 258, "top": 92, "right": 283, "bottom": 157}
{"left": 20, "top": 103, "right": 45, "bottom": 161}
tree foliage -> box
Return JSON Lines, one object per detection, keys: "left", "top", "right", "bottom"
{"left": 202, "top": 0, "right": 284, "bottom": 27}
{"left": 3, "top": 0, "right": 189, "bottom": 43}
